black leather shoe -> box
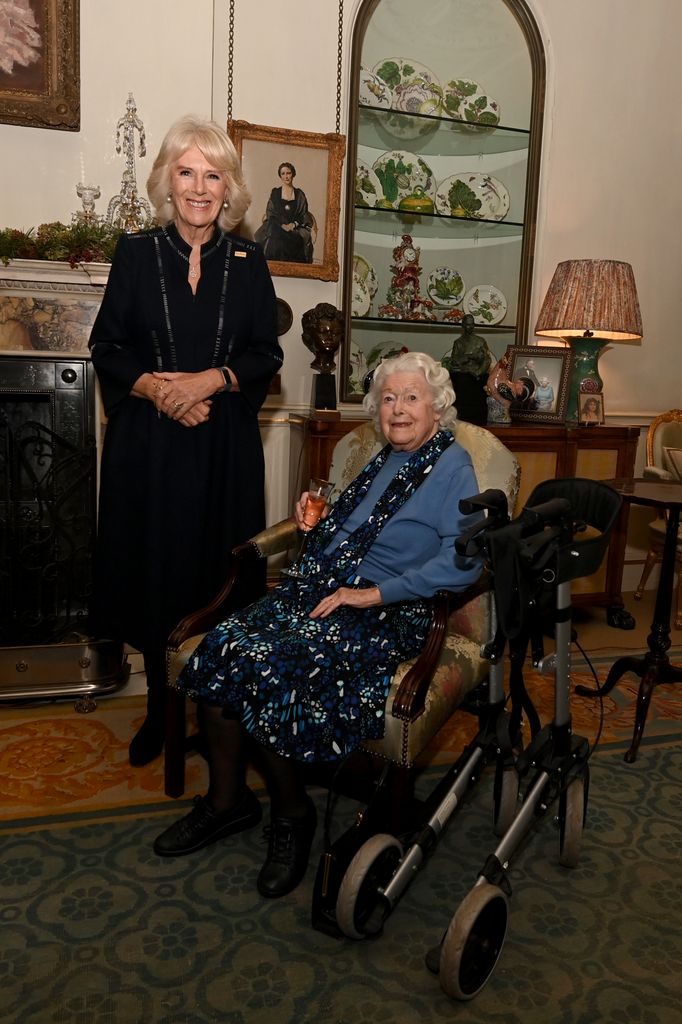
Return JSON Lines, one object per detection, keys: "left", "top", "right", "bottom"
{"left": 153, "top": 789, "right": 262, "bottom": 857}
{"left": 129, "top": 715, "right": 165, "bottom": 767}
{"left": 257, "top": 797, "right": 317, "bottom": 899}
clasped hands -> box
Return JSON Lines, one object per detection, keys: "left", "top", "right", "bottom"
{"left": 150, "top": 369, "right": 218, "bottom": 427}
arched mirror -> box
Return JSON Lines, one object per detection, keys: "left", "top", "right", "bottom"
{"left": 340, "top": 0, "right": 545, "bottom": 403}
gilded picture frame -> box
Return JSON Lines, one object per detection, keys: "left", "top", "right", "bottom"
{"left": 508, "top": 345, "right": 572, "bottom": 424}
{"left": 0, "top": 0, "right": 80, "bottom": 131}
{"left": 228, "top": 120, "right": 345, "bottom": 282}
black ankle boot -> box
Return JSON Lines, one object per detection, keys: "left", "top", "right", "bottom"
{"left": 257, "top": 797, "right": 317, "bottom": 899}
{"left": 129, "top": 713, "right": 165, "bottom": 766}
{"left": 130, "top": 652, "right": 168, "bottom": 766}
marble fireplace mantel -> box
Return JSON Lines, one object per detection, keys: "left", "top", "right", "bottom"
{"left": 0, "top": 258, "right": 110, "bottom": 355}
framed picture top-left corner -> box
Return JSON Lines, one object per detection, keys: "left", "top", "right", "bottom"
{"left": 228, "top": 119, "right": 345, "bottom": 282}
{"left": 0, "top": 0, "right": 80, "bottom": 131}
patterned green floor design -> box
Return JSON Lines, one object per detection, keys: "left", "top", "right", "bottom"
{"left": 2, "top": 742, "right": 681, "bottom": 1024}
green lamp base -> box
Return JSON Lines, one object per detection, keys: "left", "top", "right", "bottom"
{"left": 566, "top": 336, "right": 607, "bottom": 422}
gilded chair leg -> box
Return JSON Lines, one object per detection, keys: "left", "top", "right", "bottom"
{"left": 634, "top": 549, "right": 660, "bottom": 601}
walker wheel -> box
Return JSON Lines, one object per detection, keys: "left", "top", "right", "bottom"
{"left": 558, "top": 773, "right": 587, "bottom": 868}
{"left": 336, "top": 833, "right": 402, "bottom": 940}
{"left": 439, "top": 881, "right": 509, "bottom": 1000}
{"left": 493, "top": 767, "right": 519, "bottom": 837}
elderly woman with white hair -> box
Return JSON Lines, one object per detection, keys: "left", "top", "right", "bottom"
{"left": 154, "top": 351, "right": 483, "bottom": 899}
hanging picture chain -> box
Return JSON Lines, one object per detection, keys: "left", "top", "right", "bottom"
{"left": 336, "top": 0, "right": 344, "bottom": 134}
{"left": 227, "top": 0, "right": 235, "bottom": 122}
{"left": 226, "top": 0, "right": 342, "bottom": 132}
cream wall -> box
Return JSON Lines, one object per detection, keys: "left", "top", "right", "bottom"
{"left": 1, "top": 0, "right": 678, "bottom": 417}
{"left": 0, "top": 0, "right": 678, "bottom": 564}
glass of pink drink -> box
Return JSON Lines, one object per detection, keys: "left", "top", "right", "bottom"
{"left": 282, "top": 477, "right": 334, "bottom": 578}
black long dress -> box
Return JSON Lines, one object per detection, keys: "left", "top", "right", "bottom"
{"left": 88, "top": 224, "right": 282, "bottom": 653}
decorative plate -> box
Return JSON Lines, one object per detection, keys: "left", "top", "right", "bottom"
{"left": 442, "top": 79, "right": 501, "bottom": 126}
{"left": 275, "top": 297, "right": 293, "bottom": 336}
{"left": 353, "top": 253, "right": 378, "bottom": 298}
{"left": 359, "top": 66, "right": 393, "bottom": 109}
{"left": 371, "top": 149, "right": 436, "bottom": 209}
{"left": 435, "top": 172, "right": 509, "bottom": 221}
{"left": 355, "top": 161, "right": 383, "bottom": 208}
{"left": 348, "top": 340, "right": 368, "bottom": 395}
{"left": 462, "top": 284, "right": 507, "bottom": 325}
{"left": 426, "top": 267, "right": 465, "bottom": 308}
{"left": 372, "top": 58, "right": 442, "bottom": 140}
{"left": 351, "top": 277, "right": 371, "bottom": 318}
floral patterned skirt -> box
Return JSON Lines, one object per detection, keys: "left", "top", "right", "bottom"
{"left": 177, "top": 575, "right": 432, "bottom": 763}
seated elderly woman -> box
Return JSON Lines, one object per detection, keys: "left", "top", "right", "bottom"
{"left": 154, "top": 351, "right": 483, "bottom": 898}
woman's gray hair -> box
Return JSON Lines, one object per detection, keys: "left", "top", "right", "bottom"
{"left": 147, "top": 115, "right": 251, "bottom": 233}
{"left": 363, "top": 351, "right": 458, "bottom": 431}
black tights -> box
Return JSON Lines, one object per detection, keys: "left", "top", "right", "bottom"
{"left": 198, "top": 702, "right": 308, "bottom": 819}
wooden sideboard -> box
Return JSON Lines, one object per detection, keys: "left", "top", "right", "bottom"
{"left": 302, "top": 416, "right": 640, "bottom": 626}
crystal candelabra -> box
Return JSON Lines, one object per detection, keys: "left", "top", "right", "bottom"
{"left": 106, "top": 93, "right": 152, "bottom": 232}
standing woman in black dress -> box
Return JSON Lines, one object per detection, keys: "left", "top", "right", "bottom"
{"left": 89, "top": 115, "right": 282, "bottom": 766}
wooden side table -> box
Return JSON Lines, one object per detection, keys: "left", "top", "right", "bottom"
{"left": 575, "top": 478, "right": 682, "bottom": 762}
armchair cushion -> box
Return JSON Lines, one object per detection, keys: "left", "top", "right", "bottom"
{"left": 663, "top": 446, "right": 682, "bottom": 480}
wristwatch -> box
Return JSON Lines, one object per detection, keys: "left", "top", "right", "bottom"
{"left": 218, "top": 366, "right": 232, "bottom": 392}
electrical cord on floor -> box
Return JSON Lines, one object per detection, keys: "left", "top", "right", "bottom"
{"left": 572, "top": 633, "right": 606, "bottom": 760}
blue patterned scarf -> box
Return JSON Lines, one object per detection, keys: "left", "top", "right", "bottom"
{"left": 296, "top": 428, "right": 454, "bottom": 586}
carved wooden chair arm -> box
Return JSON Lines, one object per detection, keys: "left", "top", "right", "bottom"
{"left": 390, "top": 573, "right": 491, "bottom": 721}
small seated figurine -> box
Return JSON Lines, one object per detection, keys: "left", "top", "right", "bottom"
{"left": 445, "top": 314, "right": 494, "bottom": 378}
{"left": 444, "top": 314, "right": 494, "bottom": 425}
{"left": 485, "top": 350, "right": 535, "bottom": 424}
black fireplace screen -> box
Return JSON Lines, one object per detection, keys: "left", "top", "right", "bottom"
{"left": 0, "top": 358, "right": 97, "bottom": 646}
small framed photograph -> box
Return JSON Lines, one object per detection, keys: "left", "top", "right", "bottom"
{"left": 0, "top": 0, "right": 80, "bottom": 130}
{"left": 507, "top": 345, "right": 573, "bottom": 424}
{"left": 228, "top": 120, "right": 346, "bottom": 282}
{"left": 579, "top": 392, "right": 605, "bottom": 425}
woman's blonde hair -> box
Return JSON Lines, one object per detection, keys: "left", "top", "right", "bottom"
{"left": 363, "top": 351, "right": 458, "bottom": 430}
{"left": 146, "top": 115, "right": 251, "bottom": 233}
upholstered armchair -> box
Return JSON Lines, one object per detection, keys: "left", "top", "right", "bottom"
{"left": 634, "top": 409, "right": 682, "bottom": 627}
{"left": 164, "top": 419, "right": 519, "bottom": 799}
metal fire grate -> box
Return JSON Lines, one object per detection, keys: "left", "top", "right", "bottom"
{"left": 0, "top": 355, "right": 129, "bottom": 699}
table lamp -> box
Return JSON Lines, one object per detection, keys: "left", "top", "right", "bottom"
{"left": 534, "top": 259, "right": 643, "bottom": 422}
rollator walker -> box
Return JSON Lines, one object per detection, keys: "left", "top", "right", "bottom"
{"left": 433, "top": 476, "right": 622, "bottom": 1000}
{"left": 325, "top": 487, "right": 522, "bottom": 941}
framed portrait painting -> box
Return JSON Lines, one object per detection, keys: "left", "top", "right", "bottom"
{"left": 0, "top": 0, "right": 80, "bottom": 130}
{"left": 508, "top": 345, "right": 572, "bottom": 424}
{"left": 228, "top": 120, "right": 345, "bottom": 282}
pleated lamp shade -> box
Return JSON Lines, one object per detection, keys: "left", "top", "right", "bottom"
{"left": 534, "top": 259, "right": 643, "bottom": 341}
{"left": 534, "top": 259, "right": 643, "bottom": 422}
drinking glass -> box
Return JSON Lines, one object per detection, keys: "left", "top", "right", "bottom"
{"left": 281, "top": 477, "right": 335, "bottom": 579}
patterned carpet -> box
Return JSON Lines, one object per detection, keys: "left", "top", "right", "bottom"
{"left": 1, "top": 650, "right": 681, "bottom": 823}
{"left": 1, "top": 650, "right": 682, "bottom": 1023}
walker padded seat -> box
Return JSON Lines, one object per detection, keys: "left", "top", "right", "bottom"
{"left": 164, "top": 419, "right": 519, "bottom": 798}
{"left": 526, "top": 478, "right": 623, "bottom": 582}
